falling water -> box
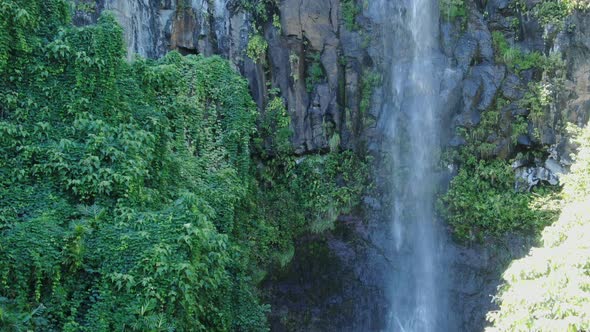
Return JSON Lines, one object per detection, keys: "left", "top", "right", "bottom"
{"left": 374, "top": 0, "right": 455, "bottom": 330}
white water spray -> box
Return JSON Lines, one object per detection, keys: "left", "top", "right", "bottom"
{"left": 372, "top": 0, "right": 455, "bottom": 330}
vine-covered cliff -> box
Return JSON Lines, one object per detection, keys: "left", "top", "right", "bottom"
{"left": 0, "top": 1, "right": 369, "bottom": 330}
{"left": 1, "top": 0, "right": 589, "bottom": 331}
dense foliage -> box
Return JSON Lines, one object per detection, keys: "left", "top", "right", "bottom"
{"left": 486, "top": 125, "right": 590, "bottom": 331}
{"left": 512, "top": 0, "right": 590, "bottom": 28}
{"left": 439, "top": 156, "right": 558, "bottom": 242}
{"left": 237, "top": 0, "right": 279, "bottom": 24}
{"left": 341, "top": 0, "right": 361, "bottom": 30}
{"left": 438, "top": 97, "right": 559, "bottom": 242}
{"left": 439, "top": 0, "right": 467, "bottom": 22}
{"left": 0, "top": 1, "right": 369, "bottom": 330}
{"left": 438, "top": 17, "right": 568, "bottom": 242}
{"left": 491, "top": 32, "right": 544, "bottom": 74}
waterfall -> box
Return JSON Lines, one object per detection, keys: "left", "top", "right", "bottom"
{"left": 373, "top": 0, "right": 456, "bottom": 330}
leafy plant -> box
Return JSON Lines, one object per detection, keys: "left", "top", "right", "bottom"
{"left": 272, "top": 13, "right": 282, "bottom": 32}
{"left": 438, "top": 94, "right": 559, "bottom": 242}
{"left": 360, "top": 71, "right": 381, "bottom": 115}
{"left": 341, "top": 0, "right": 360, "bottom": 30}
{"left": 533, "top": 0, "right": 570, "bottom": 27}
{"left": 440, "top": 0, "right": 467, "bottom": 22}
{"left": 510, "top": 0, "right": 587, "bottom": 31}
{"left": 289, "top": 52, "right": 300, "bottom": 81}
{"left": 305, "top": 52, "right": 325, "bottom": 92}
{"left": 256, "top": 88, "right": 292, "bottom": 156}
{"left": 492, "top": 31, "right": 544, "bottom": 73}
{"left": 0, "top": 3, "right": 370, "bottom": 330}
{"left": 247, "top": 33, "right": 268, "bottom": 64}
{"left": 438, "top": 158, "right": 559, "bottom": 242}
{"left": 510, "top": 116, "right": 529, "bottom": 145}
{"left": 238, "top": 0, "right": 279, "bottom": 22}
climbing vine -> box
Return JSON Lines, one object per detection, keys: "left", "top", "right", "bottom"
{"left": 0, "top": 2, "right": 370, "bottom": 330}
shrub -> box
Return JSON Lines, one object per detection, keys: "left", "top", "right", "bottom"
{"left": 341, "top": 0, "right": 360, "bottom": 30}
{"left": 440, "top": 0, "right": 467, "bottom": 21}
{"left": 247, "top": 33, "right": 268, "bottom": 64}
{"left": 492, "top": 31, "right": 544, "bottom": 73}
{"left": 438, "top": 158, "right": 558, "bottom": 242}
{"left": 305, "top": 52, "right": 325, "bottom": 92}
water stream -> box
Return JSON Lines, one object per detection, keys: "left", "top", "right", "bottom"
{"left": 376, "top": 0, "right": 455, "bottom": 330}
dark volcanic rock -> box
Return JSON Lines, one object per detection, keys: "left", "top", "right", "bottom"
{"left": 501, "top": 73, "right": 524, "bottom": 100}
{"left": 264, "top": 220, "right": 390, "bottom": 332}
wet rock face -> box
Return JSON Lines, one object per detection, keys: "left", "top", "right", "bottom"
{"left": 74, "top": 0, "right": 168, "bottom": 58}
{"left": 558, "top": 13, "right": 590, "bottom": 128}
{"left": 440, "top": 3, "right": 590, "bottom": 169}
{"left": 263, "top": 221, "right": 391, "bottom": 332}
{"left": 276, "top": 0, "right": 343, "bottom": 153}
{"left": 446, "top": 234, "right": 538, "bottom": 331}
{"left": 268, "top": 0, "right": 382, "bottom": 154}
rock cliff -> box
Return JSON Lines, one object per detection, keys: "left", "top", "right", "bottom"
{"left": 74, "top": 0, "right": 377, "bottom": 154}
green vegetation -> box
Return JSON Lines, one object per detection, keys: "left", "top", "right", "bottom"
{"left": 439, "top": 0, "right": 467, "bottom": 22}
{"left": 255, "top": 89, "right": 293, "bottom": 156}
{"left": 492, "top": 31, "right": 544, "bottom": 73}
{"left": 510, "top": 116, "right": 529, "bottom": 145}
{"left": 440, "top": 28, "right": 570, "bottom": 243}
{"left": 289, "top": 53, "right": 300, "bottom": 82}
{"left": 0, "top": 1, "right": 370, "bottom": 330}
{"left": 438, "top": 157, "right": 558, "bottom": 242}
{"left": 0, "top": 8, "right": 266, "bottom": 329}
{"left": 487, "top": 125, "right": 590, "bottom": 331}
{"left": 258, "top": 150, "right": 370, "bottom": 237}
{"left": 238, "top": 0, "right": 280, "bottom": 24}
{"left": 533, "top": 0, "right": 571, "bottom": 26}
{"left": 360, "top": 71, "right": 381, "bottom": 115}
{"left": 341, "top": 0, "right": 360, "bottom": 31}
{"left": 439, "top": 29, "right": 570, "bottom": 242}
{"left": 511, "top": 0, "right": 589, "bottom": 30}
{"left": 522, "top": 53, "right": 566, "bottom": 138}
{"left": 567, "top": 0, "right": 590, "bottom": 11}
{"left": 272, "top": 14, "right": 282, "bottom": 32}
{"left": 254, "top": 89, "right": 370, "bottom": 237}
{"left": 520, "top": 82, "right": 552, "bottom": 130}
{"left": 240, "top": 0, "right": 280, "bottom": 65}
{"left": 438, "top": 95, "right": 559, "bottom": 242}
{"left": 360, "top": 30, "right": 372, "bottom": 49}
{"left": 247, "top": 33, "right": 268, "bottom": 64}
{"left": 75, "top": 1, "right": 96, "bottom": 14}
{"left": 0, "top": 0, "right": 69, "bottom": 72}
{"left": 305, "top": 52, "right": 325, "bottom": 92}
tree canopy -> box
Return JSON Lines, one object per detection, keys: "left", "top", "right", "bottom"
{"left": 487, "top": 125, "right": 590, "bottom": 332}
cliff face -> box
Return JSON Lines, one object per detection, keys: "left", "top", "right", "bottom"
{"left": 74, "top": 0, "right": 234, "bottom": 59}
{"left": 73, "top": 0, "right": 590, "bottom": 159}
{"left": 74, "top": 0, "right": 377, "bottom": 154}
{"left": 76, "top": 0, "right": 590, "bottom": 330}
